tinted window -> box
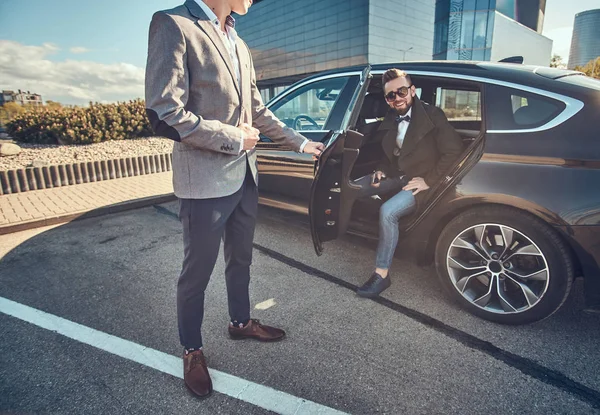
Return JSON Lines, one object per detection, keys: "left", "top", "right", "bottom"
{"left": 435, "top": 87, "right": 482, "bottom": 122}
{"left": 270, "top": 77, "right": 349, "bottom": 131}
{"left": 510, "top": 95, "right": 559, "bottom": 126}
{"left": 486, "top": 85, "right": 566, "bottom": 130}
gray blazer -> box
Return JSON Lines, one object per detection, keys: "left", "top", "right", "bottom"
{"left": 145, "top": 0, "right": 305, "bottom": 199}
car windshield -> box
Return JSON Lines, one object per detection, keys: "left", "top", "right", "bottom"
{"left": 557, "top": 74, "right": 600, "bottom": 91}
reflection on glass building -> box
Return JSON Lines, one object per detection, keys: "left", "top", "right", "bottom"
{"left": 568, "top": 9, "right": 600, "bottom": 69}
{"left": 433, "top": 0, "right": 549, "bottom": 63}
{"left": 236, "top": 0, "right": 435, "bottom": 102}
{"left": 236, "top": 0, "right": 551, "bottom": 100}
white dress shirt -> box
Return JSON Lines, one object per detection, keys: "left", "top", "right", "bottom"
{"left": 195, "top": 0, "right": 240, "bottom": 84}
{"left": 396, "top": 106, "right": 412, "bottom": 149}
{"left": 195, "top": 0, "right": 308, "bottom": 154}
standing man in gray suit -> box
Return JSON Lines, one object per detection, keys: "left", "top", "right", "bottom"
{"left": 145, "top": 0, "right": 324, "bottom": 398}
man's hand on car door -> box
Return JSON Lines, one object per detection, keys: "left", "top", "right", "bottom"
{"left": 403, "top": 177, "right": 429, "bottom": 195}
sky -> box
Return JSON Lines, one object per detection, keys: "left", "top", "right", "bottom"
{"left": 0, "top": 0, "right": 597, "bottom": 105}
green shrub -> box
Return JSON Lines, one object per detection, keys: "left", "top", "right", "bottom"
{"left": 6, "top": 99, "right": 154, "bottom": 144}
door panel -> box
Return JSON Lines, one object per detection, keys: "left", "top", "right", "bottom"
{"left": 257, "top": 75, "right": 357, "bottom": 205}
{"left": 310, "top": 66, "right": 372, "bottom": 255}
{"left": 402, "top": 77, "right": 486, "bottom": 230}
{"left": 256, "top": 131, "right": 327, "bottom": 203}
{"left": 309, "top": 131, "right": 345, "bottom": 255}
{"left": 309, "top": 130, "right": 364, "bottom": 255}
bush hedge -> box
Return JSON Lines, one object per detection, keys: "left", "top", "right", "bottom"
{"left": 6, "top": 99, "right": 153, "bottom": 145}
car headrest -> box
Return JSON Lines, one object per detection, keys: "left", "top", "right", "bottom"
{"left": 360, "top": 93, "right": 388, "bottom": 119}
{"left": 513, "top": 103, "right": 553, "bottom": 126}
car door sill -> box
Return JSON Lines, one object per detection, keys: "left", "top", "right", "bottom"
{"left": 258, "top": 195, "right": 308, "bottom": 215}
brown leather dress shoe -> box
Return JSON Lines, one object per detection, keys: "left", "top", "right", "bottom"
{"left": 183, "top": 350, "right": 213, "bottom": 398}
{"left": 228, "top": 318, "right": 286, "bottom": 342}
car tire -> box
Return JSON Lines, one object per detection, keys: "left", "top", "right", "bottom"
{"left": 434, "top": 206, "right": 574, "bottom": 325}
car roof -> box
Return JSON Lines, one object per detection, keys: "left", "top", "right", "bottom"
{"left": 297, "top": 61, "right": 585, "bottom": 92}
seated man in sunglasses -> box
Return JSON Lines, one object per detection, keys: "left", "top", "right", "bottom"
{"left": 355, "top": 68, "right": 464, "bottom": 297}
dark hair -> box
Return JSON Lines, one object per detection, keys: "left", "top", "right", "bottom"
{"left": 382, "top": 68, "right": 412, "bottom": 87}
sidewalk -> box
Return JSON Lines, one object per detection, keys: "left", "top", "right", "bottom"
{"left": 0, "top": 172, "right": 175, "bottom": 235}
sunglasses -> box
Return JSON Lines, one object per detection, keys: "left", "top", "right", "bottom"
{"left": 384, "top": 85, "right": 413, "bottom": 102}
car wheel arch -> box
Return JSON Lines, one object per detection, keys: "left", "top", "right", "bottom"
{"left": 418, "top": 196, "right": 578, "bottom": 271}
{"left": 432, "top": 204, "right": 576, "bottom": 324}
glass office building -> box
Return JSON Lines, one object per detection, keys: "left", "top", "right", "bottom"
{"left": 433, "top": 0, "right": 547, "bottom": 61}
{"left": 568, "top": 9, "right": 600, "bottom": 69}
{"left": 235, "top": 0, "right": 435, "bottom": 101}
{"left": 235, "top": 0, "right": 549, "bottom": 99}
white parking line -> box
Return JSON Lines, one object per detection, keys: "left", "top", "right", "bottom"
{"left": 0, "top": 296, "right": 348, "bottom": 415}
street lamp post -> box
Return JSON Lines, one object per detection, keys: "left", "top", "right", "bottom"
{"left": 401, "top": 46, "right": 413, "bottom": 61}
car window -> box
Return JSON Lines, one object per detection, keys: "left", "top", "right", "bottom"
{"left": 510, "top": 94, "right": 564, "bottom": 126}
{"left": 435, "top": 87, "right": 482, "bottom": 122}
{"left": 415, "top": 88, "right": 422, "bottom": 99}
{"left": 270, "top": 77, "right": 349, "bottom": 131}
{"left": 486, "top": 85, "right": 566, "bottom": 131}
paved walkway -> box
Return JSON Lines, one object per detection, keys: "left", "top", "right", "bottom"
{"left": 0, "top": 172, "right": 174, "bottom": 234}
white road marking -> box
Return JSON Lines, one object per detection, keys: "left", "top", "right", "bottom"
{"left": 254, "top": 298, "right": 277, "bottom": 310}
{"left": 0, "top": 296, "right": 348, "bottom": 415}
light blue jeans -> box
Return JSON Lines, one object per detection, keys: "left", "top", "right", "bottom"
{"left": 355, "top": 174, "right": 416, "bottom": 269}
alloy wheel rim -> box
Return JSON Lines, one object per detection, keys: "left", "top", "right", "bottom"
{"left": 446, "top": 223, "right": 550, "bottom": 314}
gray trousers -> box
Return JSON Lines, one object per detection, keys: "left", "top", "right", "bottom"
{"left": 177, "top": 170, "right": 257, "bottom": 349}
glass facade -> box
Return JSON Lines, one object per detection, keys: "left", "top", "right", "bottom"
{"left": 493, "top": 0, "right": 545, "bottom": 32}
{"left": 367, "top": 0, "right": 435, "bottom": 65}
{"left": 235, "top": 0, "right": 369, "bottom": 100}
{"left": 433, "top": 0, "right": 545, "bottom": 61}
{"left": 236, "top": 0, "right": 436, "bottom": 101}
{"left": 568, "top": 9, "right": 600, "bottom": 69}
{"left": 434, "top": 0, "right": 495, "bottom": 60}
{"left": 514, "top": 0, "right": 546, "bottom": 33}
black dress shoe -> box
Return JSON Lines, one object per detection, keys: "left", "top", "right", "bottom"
{"left": 357, "top": 272, "right": 391, "bottom": 298}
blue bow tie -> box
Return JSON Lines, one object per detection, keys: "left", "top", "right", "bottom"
{"left": 396, "top": 115, "right": 411, "bottom": 123}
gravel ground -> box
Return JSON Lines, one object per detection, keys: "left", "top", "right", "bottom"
{"left": 0, "top": 137, "right": 174, "bottom": 171}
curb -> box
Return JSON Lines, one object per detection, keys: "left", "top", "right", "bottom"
{"left": 0, "top": 193, "right": 177, "bottom": 235}
{"left": 0, "top": 153, "right": 173, "bottom": 195}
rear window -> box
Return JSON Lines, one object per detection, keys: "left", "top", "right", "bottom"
{"left": 486, "top": 85, "right": 566, "bottom": 131}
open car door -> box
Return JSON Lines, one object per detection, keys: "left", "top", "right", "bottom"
{"left": 309, "top": 66, "right": 372, "bottom": 255}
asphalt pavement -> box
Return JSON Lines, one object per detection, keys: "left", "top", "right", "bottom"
{"left": 1, "top": 201, "right": 598, "bottom": 414}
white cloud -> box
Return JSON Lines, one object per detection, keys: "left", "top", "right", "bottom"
{"left": 0, "top": 40, "right": 144, "bottom": 105}
{"left": 70, "top": 46, "right": 90, "bottom": 54}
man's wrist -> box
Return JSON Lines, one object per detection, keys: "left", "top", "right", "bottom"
{"left": 239, "top": 129, "right": 245, "bottom": 154}
{"left": 299, "top": 138, "right": 309, "bottom": 153}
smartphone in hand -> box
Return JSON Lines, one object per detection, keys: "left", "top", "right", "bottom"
{"left": 372, "top": 172, "right": 385, "bottom": 185}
